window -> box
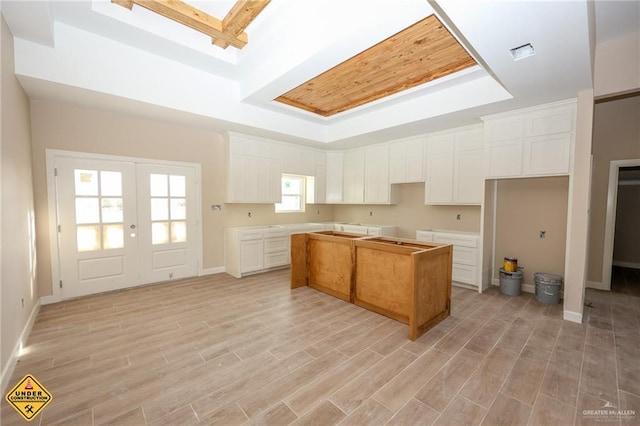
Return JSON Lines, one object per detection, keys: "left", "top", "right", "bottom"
{"left": 275, "top": 174, "right": 306, "bottom": 213}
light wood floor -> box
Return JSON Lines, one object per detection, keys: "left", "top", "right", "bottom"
{"left": 2, "top": 268, "right": 640, "bottom": 425}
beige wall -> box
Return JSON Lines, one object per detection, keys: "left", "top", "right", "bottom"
{"left": 332, "top": 182, "right": 482, "bottom": 238}
{"left": 613, "top": 184, "right": 640, "bottom": 266}
{"left": 494, "top": 177, "right": 569, "bottom": 286}
{"left": 30, "top": 99, "right": 334, "bottom": 297}
{"left": 594, "top": 32, "right": 640, "bottom": 98}
{"left": 1, "top": 16, "right": 39, "bottom": 388}
{"left": 587, "top": 96, "right": 640, "bottom": 283}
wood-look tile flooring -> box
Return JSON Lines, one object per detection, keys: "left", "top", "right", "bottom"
{"left": 3, "top": 268, "right": 640, "bottom": 425}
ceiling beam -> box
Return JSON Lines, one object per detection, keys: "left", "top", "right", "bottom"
{"left": 112, "top": 0, "right": 248, "bottom": 49}
{"left": 213, "top": 0, "right": 271, "bottom": 48}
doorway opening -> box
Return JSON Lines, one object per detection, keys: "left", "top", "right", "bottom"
{"left": 602, "top": 160, "right": 640, "bottom": 292}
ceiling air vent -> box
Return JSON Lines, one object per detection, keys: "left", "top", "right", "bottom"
{"left": 509, "top": 43, "right": 535, "bottom": 61}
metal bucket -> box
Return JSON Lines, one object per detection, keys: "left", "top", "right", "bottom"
{"left": 500, "top": 267, "right": 524, "bottom": 296}
{"left": 534, "top": 272, "right": 563, "bottom": 304}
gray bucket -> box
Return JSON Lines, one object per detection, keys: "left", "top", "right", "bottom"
{"left": 535, "top": 272, "right": 563, "bottom": 304}
{"left": 500, "top": 267, "right": 524, "bottom": 296}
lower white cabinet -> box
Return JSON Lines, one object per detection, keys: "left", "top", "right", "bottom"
{"left": 340, "top": 224, "right": 396, "bottom": 236}
{"left": 225, "top": 227, "right": 289, "bottom": 278}
{"left": 416, "top": 230, "right": 481, "bottom": 290}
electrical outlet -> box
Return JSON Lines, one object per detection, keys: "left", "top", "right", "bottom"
{"left": 248, "top": 212, "right": 252, "bottom": 217}
{"left": 210, "top": 204, "right": 222, "bottom": 211}
{"left": 21, "top": 298, "right": 24, "bottom": 308}
{"left": 456, "top": 214, "right": 461, "bottom": 220}
{"left": 540, "top": 230, "right": 546, "bottom": 238}
{"left": 369, "top": 211, "right": 373, "bottom": 216}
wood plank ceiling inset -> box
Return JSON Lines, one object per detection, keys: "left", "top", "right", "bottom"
{"left": 275, "top": 15, "right": 477, "bottom": 117}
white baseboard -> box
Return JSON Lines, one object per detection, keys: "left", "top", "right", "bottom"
{"left": 612, "top": 261, "right": 640, "bottom": 270}
{"left": 1, "top": 299, "right": 41, "bottom": 393}
{"left": 563, "top": 310, "right": 583, "bottom": 324}
{"left": 586, "top": 280, "right": 607, "bottom": 290}
{"left": 199, "top": 266, "right": 225, "bottom": 276}
{"left": 40, "top": 294, "right": 61, "bottom": 305}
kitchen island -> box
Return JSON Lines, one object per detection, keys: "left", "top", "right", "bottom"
{"left": 291, "top": 231, "right": 452, "bottom": 340}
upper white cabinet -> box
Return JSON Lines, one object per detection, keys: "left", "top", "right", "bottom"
{"left": 364, "top": 144, "right": 391, "bottom": 204}
{"left": 309, "top": 151, "right": 327, "bottom": 204}
{"left": 325, "top": 152, "right": 344, "bottom": 204}
{"left": 226, "top": 132, "right": 282, "bottom": 203}
{"left": 483, "top": 99, "right": 576, "bottom": 179}
{"left": 282, "top": 144, "right": 315, "bottom": 176}
{"left": 389, "top": 135, "right": 425, "bottom": 184}
{"left": 425, "top": 125, "right": 483, "bottom": 205}
{"left": 342, "top": 149, "right": 365, "bottom": 204}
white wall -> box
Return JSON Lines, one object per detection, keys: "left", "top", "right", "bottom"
{"left": 1, "top": 15, "right": 40, "bottom": 391}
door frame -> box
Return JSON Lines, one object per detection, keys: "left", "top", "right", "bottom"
{"left": 45, "top": 149, "right": 203, "bottom": 302}
{"left": 600, "top": 158, "right": 640, "bottom": 291}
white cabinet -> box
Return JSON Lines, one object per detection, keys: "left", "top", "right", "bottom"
{"left": 416, "top": 230, "right": 481, "bottom": 290}
{"left": 240, "top": 239, "right": 264, "bottom": 274}
{"left": 325, "top": 152, "right": 343, "bottom": 204}
{"left": 226, "top": 133, "right": 282, "bottom": 203}
{"left": 425, "top": 125, "right": 483, "bottom": 205}
{"left": 483, "top": 100, "right": 576, "bottom": 179}
{"left": 308, "top": 151, "right": 327, "bottom": 204}
{"left": 225, "top": 228, "right": 265, "bottom": 278}
{"left": 389, "top": 135, "right": 425, "bottom": 184}
{"left": 281, "top": 144, "right": 315, "bottom": 176}
{"left": 262, "top": 227, "right": 289, "bottom": 269}
{"left": 342, "top": 149, "right": 365, "bottom": 204}
{"left": 341, "top": 224, "right": 396, "bottom": 236}
{"left": 364, "top": 144, "right": 391, "bottom": 204}
{"left": 225, "top": 226, "right": 290, "bottom": 278}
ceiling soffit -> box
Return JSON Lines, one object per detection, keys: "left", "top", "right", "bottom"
{"left": 274, "top": 14, "right": 477, "bottom": 117}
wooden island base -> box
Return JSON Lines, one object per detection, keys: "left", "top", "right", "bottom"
{"left": 291, "top": 231, "right": 453, "bottom": 341}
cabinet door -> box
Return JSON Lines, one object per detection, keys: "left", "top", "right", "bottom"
{"left": 523, "top": 133, "right": 571, "bottom": 176}
{"left": 326, "top": 152, "right": 343, "bottom": 203}
{"left": 240, "top": 239, "right": 263, "bottom": 273}
{"left": 454, "top": 149, "right": 483, "bottom": 204}
{"left": 484, "top": 141, "right": 523, "bottom": 178}
{"left": 389, "top": 142, "right": 406, "bottom": 184}
{"left": 425, "top": 153, "right": 454, "bottom": 204}
{"left": 405, "top": 138, "right": 424, "bottom": 182}
{"left": 343, "top": 150, "right": 365, "bottom": 204}
{"left": 365, "top": 145, "right": 390, "bottom": 204}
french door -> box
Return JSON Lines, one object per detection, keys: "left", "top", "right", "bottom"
{"left": 55, "top": 154, "right": 199, "bottom": 299}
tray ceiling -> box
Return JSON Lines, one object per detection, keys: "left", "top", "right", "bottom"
{"left": 275, "top": 15, "right": 477, "bottom": 117}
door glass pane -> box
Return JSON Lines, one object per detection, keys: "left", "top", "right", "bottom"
{"left": 74, "top": 170, "right": 98, "bottom": 196}
{"left": 171, "top": 221, "right": 187, "bottom": 243}
{"left": 170, "top": 175, "right": 185, "bottom": 197}
{"left": 170, "top": 198, "right": 186, "bottom": 220}
{"left": 152, "top": 222, "right": 169, "bottom": 245}
{"left": 150, "top": 174, "right": 168, "bottom": 197}
{"left": 77, "top": 225, "right": 100, "bottom": 251}
{"left": 103, "top": 224, "right": 124, "bottom": 249}
{"left": 101, "top": 198, "right": 123, "bottom": 223}
{"left": 100, "top": 171, "right": 122, "bottom": 196}
{"left": 151, "top": 198, "right": 169, "bottom": 221}
{"left": 75, "top": 198, "right": 100, "bottom": 224}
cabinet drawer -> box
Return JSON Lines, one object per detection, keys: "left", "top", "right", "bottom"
{"left": 433, "top": 234, "right": 478, "bottom": 248}
{"left": 264, "top": 251, "right": 289, "bottom": 268}
{"left": 452, "top": 264, "right": 478, "bottom": 286}
{"left": 264, "top": 237, "right": 288, "bottom": 253}
{"left": 238, "top": 230, "right": 263, "bottom": 241}
{"left": 264, "top": 228, "right": 288, "bottom": 238}
{"left": 453, "top": 246, "right": 478, "bottom": 266}
{"left": 415, "top": 231, "right": 434, "bottom": 242}
{"left": 367, "top": 227, "right": 381, "bottom": 236}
